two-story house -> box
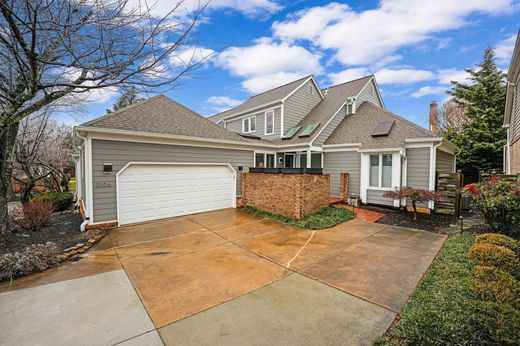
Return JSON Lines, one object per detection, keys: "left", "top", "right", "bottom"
{"left": 74, "top": 74, "right": 457, "bottom": 226}
{"left": 504, "top": 30, "right": 520, "bottom": 175}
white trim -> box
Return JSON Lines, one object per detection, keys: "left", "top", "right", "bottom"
{"left": 282, "top": 76, "right": 325, "bottom": 102}
{"left": 358, "top": 147, "right": 402, "bottom": 153}
{"left": 405, "top": 137, "right": 443, "bottom": 143}
{"left": 264, "top": 110, "right": 275, "bottom": 135}
{"left": 429, "top": 142, "right": 442, "bottom": 209}
{"left": 86, "top": 136, "right": 94, "bottom": 224}
{"left": 217, "top": 100, "right": 282, "bottom": 121}
{"left": 404, "top": 142, "right": 434, "bottom": 149}
{"left": 306, "top": 150, "right": 311, "bottom": 168}
{"left": 322, "top": 143, "right": 361, "bottom": 148}
{"left": 280, "top": 102, "right": 285, "bottom": 137}
{"left": 115, "top": 162, "right": 236, "bottom": 226}
{"left": 360, "top": 153, "right": 369, "bottom": 203}
{"left": 324, "top": 147, "right": 359, "bottom": 153}
{"left": 242, "top": 115, "right": 256, "bottom": 133}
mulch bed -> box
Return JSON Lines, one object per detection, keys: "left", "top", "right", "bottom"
{"left": 0, "top": 210, "right": 86, "bottom": 256}
{"left": 362, "top": 205, "right": 457, "bottom": 232}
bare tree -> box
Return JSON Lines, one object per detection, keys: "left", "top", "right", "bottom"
{"left": 0, "top": 0, "right": 209, "bottom": 233}
{"left": 438, "top": 98, "right": 469, "bottom": 134}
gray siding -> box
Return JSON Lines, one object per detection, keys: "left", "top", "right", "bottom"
{"left": 366, "top": 189, "right": 393, "bottom": 206}
{"left": 436, "top": 149, "right": 455, "bottom": 174}
{"left": 284, "top": 79, "right": 322, "bottom": 133}
{"left": 513, "top": 81, "right": 520, "bottom": 141}
{"left": 323, "top": 151, "right": 361, "bottom": 197}
{"left": 313, "top": 107, "right": 347, "bottom": 145}
{"left": 357, "top": 79, "right": 383, "bottom": 108}
{"left": 406, "top": 147, "right": 431, "bottom": 190}
{"left": 91, "top": 139, "right": 254, "bottom": 222}
{"left": 225, "top": 106, "right": 281, "bottom": 140}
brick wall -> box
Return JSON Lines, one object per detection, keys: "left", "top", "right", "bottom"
{"left": 242, "top": 173, "right": 330, "bottom": 219}
{"left": 511, "top": 139, "right": 520, "bottom": 174}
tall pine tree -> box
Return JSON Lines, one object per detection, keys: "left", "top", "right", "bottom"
{"left": 445, "top": 48, "right": 507, "bottom": 182}
{"left": 107, "top": 87, "right": 145, "bottom": 114}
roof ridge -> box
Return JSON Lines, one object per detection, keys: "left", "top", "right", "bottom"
{"left": 80, "top": 94, "right": 165, "bottom": 127}
{"left": 249, "top": 74, "right": 312, "bottom": 99}
{"left": 358, "top": 101, "right": 434, "bottom": 136}
{"left": 323, "top": 75, "right": 373, "bottom": 91}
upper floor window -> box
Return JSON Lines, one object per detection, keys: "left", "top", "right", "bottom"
{"left": 369, "top": 154, "right": 393, "bottom": 188}
{"left": 242, "top": 115, "right": 256, "bottom": 133}
{"left": 346, "top": 100, "right": 355, "bottom": 115}
{"left": 265, "top": 110, "right": 274, "bottom": 135}
{"left": 217, "top": 120, "right": 225, "bottom": 128}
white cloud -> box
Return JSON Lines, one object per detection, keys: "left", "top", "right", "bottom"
{"left": 170, "top": 46, "right": 215, "bottom": 68}
{"left": 328, "top": 68, "right": 369, "bottom": 85}
{"left": 215, "top": 42, "right": 322, "bottom": 93}
{"left": 273, "top": 0, "right": 516, "bottom": 65}
{"left": 437, "top": 68, "right": 470, "bottom": 84}
{"left": 495, "top": 33, "right": 517, "bottom": 64}
{"left": 206, "top": 96, "right": 243, "bottom": 112}
{"left": 375, "top": 68, "right": 436, "bottom": 84}
{"left": 411, "top": 86, "right": 447, "bottom": 98}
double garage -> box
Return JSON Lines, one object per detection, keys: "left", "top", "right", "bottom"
{"left": 89, "top": 139, "right": 254, "bottom": 226}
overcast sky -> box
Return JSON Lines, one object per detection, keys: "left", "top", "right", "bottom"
{"left": 63, "top": 0, "right": 520, "bottom": 129}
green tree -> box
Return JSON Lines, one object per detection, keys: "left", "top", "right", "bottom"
{"left": 446, "top": 48, "right": 507, "bottom": 182}
{"left": 106, "top": 87, "right": 145, "bottom": 114}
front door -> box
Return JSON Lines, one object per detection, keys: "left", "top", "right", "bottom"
{"left": 284, "top": 154, "right": 295, "bottom": 168}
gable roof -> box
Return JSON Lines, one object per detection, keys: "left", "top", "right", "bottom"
{"left": 78, "top": 95, "right": 248, "bottom": 143}
{"left": 208, "top": 75, "right": 316, "bottom": 122}
{"left": 325, "top": 101, "right": 436, "bottom": 148}
{"left": 504, "top": 30, "right": 520, "bottom": 126}
{"left": 271, "top": 75, "right": 374, "bottom": 145}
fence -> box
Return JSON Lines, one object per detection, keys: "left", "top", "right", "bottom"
{"left": 435, "top": 171, "right": 464, "bottom": 216}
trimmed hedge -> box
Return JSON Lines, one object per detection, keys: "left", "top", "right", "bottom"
{"left": 475, "top": 233, "right": 520, "bottom": 256}
{"left": 468, "top": 243, "right": 520, "bottom": 276}
{"left": 469, "top": 265, "right": 520, "bottom": 309}
{"left": 34, "top": 191, "right": 74, "bottom": 212}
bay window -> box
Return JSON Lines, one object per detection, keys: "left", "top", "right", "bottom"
{"left": 369, "top": 154, "right": 393, "bottom": 188}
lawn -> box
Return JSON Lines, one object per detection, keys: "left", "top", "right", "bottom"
{"left": 375, "top": 233, "right": 484, "bottom": 345}
{"left": 242, "top": 206, "right": 355, "bottom": 230}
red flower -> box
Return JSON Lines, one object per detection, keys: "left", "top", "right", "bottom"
{"left": 488, "top": 177, "right": 498, "bottom": 183}
{"left": 465, "top": 184, "right": 481, "bottom": 195}
{"left": 514, "top": 188, "right": 520, "bottom": 196}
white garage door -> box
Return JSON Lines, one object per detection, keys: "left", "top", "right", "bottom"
{"left": 117, "top": 163, "right": 236, "bottom": 225}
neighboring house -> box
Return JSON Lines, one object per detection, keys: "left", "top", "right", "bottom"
{"left": 504, "top": 30, "right": 520, "bottom": 175}
{"left": 74, "top": 75, "right": 457, "bottom": 226}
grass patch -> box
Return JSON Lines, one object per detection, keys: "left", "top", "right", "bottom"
{"left": 68, "top": 179, "right": 76, "bottom": 193}
{"left": 375, "top": 233, "right": 484, "bottom": 346}
{"left": 242, "top": 206, "right": 355, "bottom": 230}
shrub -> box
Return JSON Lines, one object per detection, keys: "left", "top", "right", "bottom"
{"left": 463, "top": 178, "right": 520, "bottom": 239}
{"left": 10, "top": 201, "right": 54, "bottom": 232}
{"left": 468, "top": 243, "right": 520, "bottom": 276}
{"left": 475, "top": 233, "right": 520, "bottom": 256}
{"left": 469, "top": 265, "right": 520, "bottom": 308}
{"left": 472, "top": 300, "right": 520, "bottom": 346}
{"left": 34, "top": 191, "right": 74, "bottom": 211}
{"left": 383, "top": 187, "right": 446, "bottom": 220}
{"left": 0, "top": 242, "right": 59, "bottom": 283}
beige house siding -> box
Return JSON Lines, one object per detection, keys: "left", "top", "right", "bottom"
{"left": 436, "top": 149, "right": 455, "bottom": 174}
{"left": 511, "top": 138, "right": 520, "bottom": 174}
{"left": 225, "top": 106, "right": 281, "bottom": 139}
{"left": 357, "top": 79, "right": 383, "bottom": 108}
{"left": 406, "top": 147, "right": 431, "bottom": 190}
{"left": 283, "top": 79, "right": 322, "bottom": 133}
{"left": 513, "top": 83, "right": 520, "bottom": 141}
{"left": 90, "top": 139, "right": 254, "bottom": 223}
{"left": 323, "top": 151, "right": 361, "bottom": 197}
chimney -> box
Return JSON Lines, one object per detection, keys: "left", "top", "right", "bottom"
{"left": 429, "top": 101, "right": 439, "bottom": 134}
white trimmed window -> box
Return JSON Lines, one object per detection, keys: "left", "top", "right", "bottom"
{"left": 242, "top": 115, "right": 256, "bottom": 133}
{"left": 369, "top": 154, "right": 393, "bottom": 188}
{"left": 265, "top": 110, "right": 274, "bottom": 135}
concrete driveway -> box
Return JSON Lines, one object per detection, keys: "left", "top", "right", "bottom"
{"left": 0, "top": 208, "right": 446, "bottom": 346}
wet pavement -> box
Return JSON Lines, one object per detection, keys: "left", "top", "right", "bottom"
{"left": 0, "top": 208, "right": 446, "bottom": 345}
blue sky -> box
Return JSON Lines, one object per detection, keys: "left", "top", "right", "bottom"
{"left": 67, "top": 0, "right": 520, "bottom": 129}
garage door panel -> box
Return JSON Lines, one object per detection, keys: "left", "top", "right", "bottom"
{"left": 117, "top": 164, "right": 235, "bottom": 225}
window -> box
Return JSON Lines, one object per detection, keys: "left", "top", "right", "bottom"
{"left": 242, "top": 115, "right": 256, "bottom": 133}
{"left": 369, "top": 154, "right": 393, "bottom": 188}
{"left": 265, "top": 110, "right": 274, "bottom": 135}
{"left": 217, "top": 121, "right": 225, "bottom": 128}
{"left": 346, "top": 100, "right": 355, "bottom": 115}
{"left": 255, "top": 153, "right": 275, "bottom": 168}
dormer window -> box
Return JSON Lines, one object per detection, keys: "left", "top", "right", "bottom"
{"left": 346, "top": 99, "right": 356, "bottom": 115}
{"left": 242, "top": 115, "right": 256, "bottom": 133}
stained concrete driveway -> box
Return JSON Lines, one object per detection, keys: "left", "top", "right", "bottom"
{"left": 0, "top": 208, "right": 446, "bottom": 346}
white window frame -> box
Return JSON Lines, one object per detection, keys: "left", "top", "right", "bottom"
{"left": 264, "top": 110, "right": 274, "bottom": 135}
{"left": 254, "top": 151, "right": 277, "bottom": 168}
{"left": 242, "top": 115, "right": 256, "bottom": 133}
{"left": 369, "top": 154, "right": 393, "bottom": 189}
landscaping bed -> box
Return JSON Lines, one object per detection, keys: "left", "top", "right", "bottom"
{"left": 0, "top": 210, "right": 84, "bottom": 256}
{"left": 242, "top": 206, "right": 355, "bottom": 230}
{"left": 363, "top": 205, "right": 456, "bottom": 232}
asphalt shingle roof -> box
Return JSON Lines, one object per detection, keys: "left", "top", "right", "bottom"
{"left": 271, "top": 75, "right": 373, "bottom": 145}
{"left": 325, "top": 101, "right": 436, "bottom": 148}
{"left": 79, "top": 95, "right": 247, "bottom": 142}
{"left": 208, "top": 75, "right": 312, "bottom": 122}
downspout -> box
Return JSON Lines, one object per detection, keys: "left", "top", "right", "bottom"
{"left": 75, "top": 130, "right": 89, "bottom": 231}
{"left": 399, "top": 149, "right": 407, "bottom": 209}
{"left": 431, "top": 141, "right": 443, "bottom": 210}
